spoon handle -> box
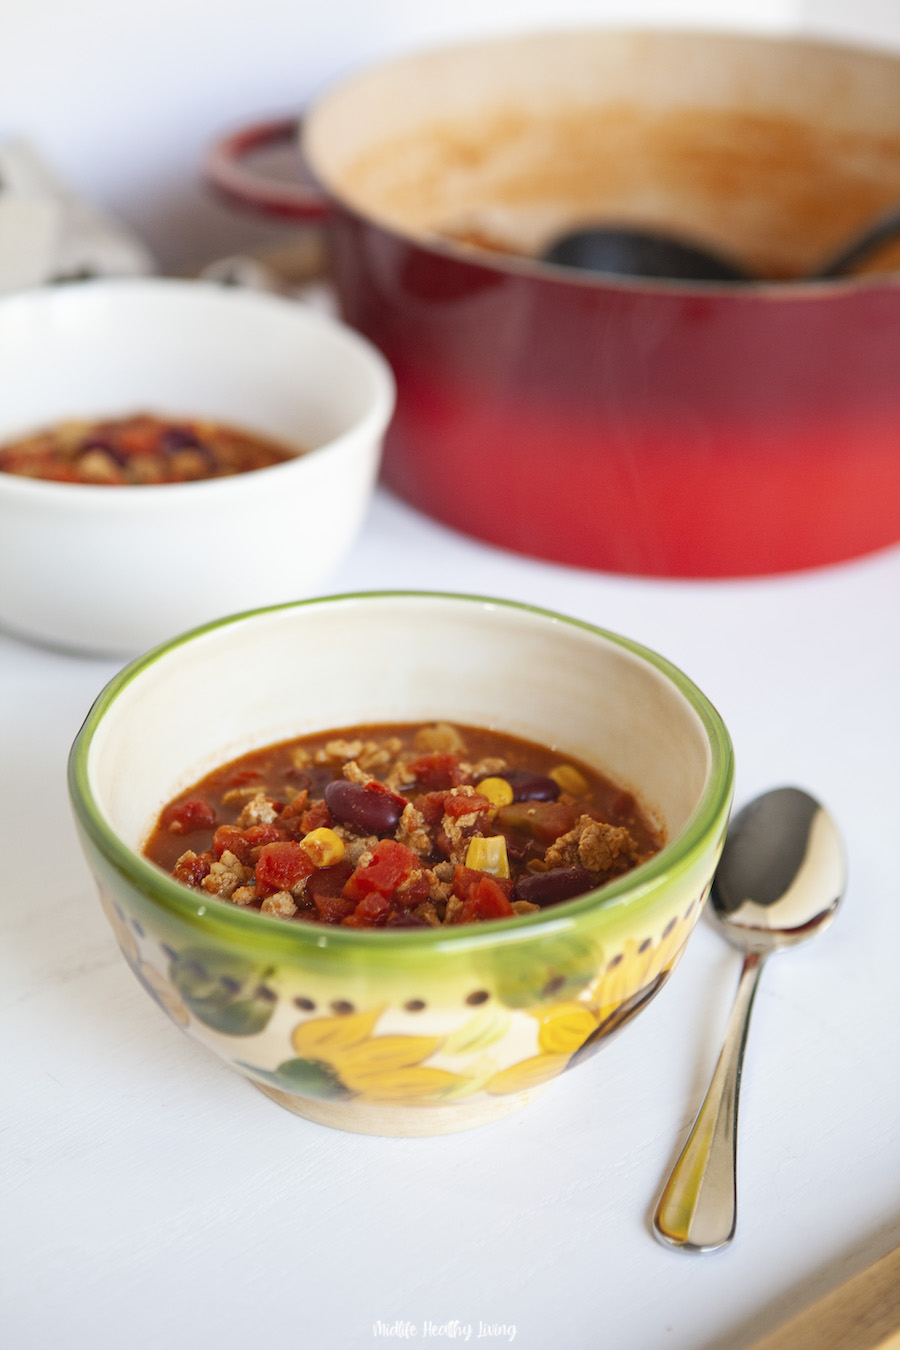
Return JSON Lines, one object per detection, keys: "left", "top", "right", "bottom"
{"left": 652, "top": 950, "right": 765, "bottom": 1252}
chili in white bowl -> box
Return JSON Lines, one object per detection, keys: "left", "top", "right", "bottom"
{"left": 0, "top": 278, "right": 395, "bottom": 655}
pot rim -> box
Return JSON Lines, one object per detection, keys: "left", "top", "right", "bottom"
{"left": 289, "top": 25, "right": 900, "bottom": 300}
{"left": 323, "top": 189, "right": 900, "bottom": 301}
{"left": 207, "top": 109, "right": 900, "bottom": 301}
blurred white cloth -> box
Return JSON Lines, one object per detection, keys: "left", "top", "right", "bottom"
{"left": 0, "top": 137, "right": 155, "bottom": 294}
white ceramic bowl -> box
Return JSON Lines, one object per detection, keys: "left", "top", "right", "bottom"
{"left": 0, "top": 278, "right": 395, "bottom": 655}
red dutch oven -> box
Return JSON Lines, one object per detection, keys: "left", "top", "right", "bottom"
{"left": 207, "top": 28, "right": 900, "bottom": 577}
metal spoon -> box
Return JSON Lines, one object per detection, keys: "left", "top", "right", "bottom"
{"left": 652, "top": 786, "right": 846, "bottom": 1253}
{"left": 541, "top": 207, "right": 900, "bottom": 282}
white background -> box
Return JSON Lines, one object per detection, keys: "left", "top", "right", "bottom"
{"left": 0, "top": 0, "right": 898, "bottom": 270}
{"left": 2, "top": 5, "right": 900, "bottom": 1350}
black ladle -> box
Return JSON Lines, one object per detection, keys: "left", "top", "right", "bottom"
{"left": 541, "top": 205, "right": 900, "bottom": 282}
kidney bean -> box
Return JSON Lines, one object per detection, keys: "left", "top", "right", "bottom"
{"left": 385, "top": 910, "right": 431, "bottom": 928}
{"left": 514, "top": 865, "right": 597, "bottom": 908}
{"left": 306, "top": 860, "right": 354, "bottom": 902}
{"left": 160, "top": 425, "right": 202, "bottom": 453}
{"left": 495, "top": 769, "right": 560, "bottom": 802}
{"left": 324, "top": 779, "right": 404, "bottom": 835}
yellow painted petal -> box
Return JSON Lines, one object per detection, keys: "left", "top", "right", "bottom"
{"left": 437, "top": 1069, "right": 501, "bottom": 1101}
{"left": 588, "top": 938, "right": 656, "bottom": 1018}
{"left": 644, "top": 916, "right": 690, "bottom": 985}
{"left": 332, "top": 1034, "right": 442, "bottom": 1078}
{"left": 443, "top": 1006, "right": 511, "bottom": 1056}
{"left": 341, "top": 1065, "right": 462, "bottom": 1101}
{"left": 484, "top": 1053, "right": 571, "bottom": 1095}
{"left": 291, "top": 1007, "right": 383, "bottom": 1062}
{"left": 434, "top": 1051, "right": 503, "bottom": 1100}
{"left": 533, "top": 1002, "right": 598, "bottom": 1054}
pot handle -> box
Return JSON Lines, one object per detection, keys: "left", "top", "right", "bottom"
{"left": 204, "top": 117, "right": 332, "bottom": 223}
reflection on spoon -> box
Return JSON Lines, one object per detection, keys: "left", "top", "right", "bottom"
{"left": 652, "top": 787, "right": 846, "bottom": 1253}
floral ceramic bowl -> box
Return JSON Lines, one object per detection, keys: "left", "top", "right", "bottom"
{"left": 68, "top": 592, "right": 733, "bottom": 1136}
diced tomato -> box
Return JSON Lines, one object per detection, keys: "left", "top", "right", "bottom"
{"left": 35, "top": 463, "right": 81, "bottom": 482}
{"left": 313, "top": 891, "right": 358, "bottom": 924}
{"left": 342, "top": 839, "right": 421, "bottom": 901}
{"left": 244, "top": 822, "right": 285, "bottom": 850}
{"left": 212, "top": 823, "right": 253, "bottom": 864}
{"left": 255, "top": 840, "right": 316, "bottom": 896}
{"left": 162, "top": 796, "right": 217, "bottom": 834}
{"left": 443, "top": 790, "right": 491, "bottom": 819}
{"left": 496, "top": 800, "right": 578, "bottom": 844}
{"left": 417, "top": 787, "right": 490, "bottom": 824}
{"left": 457, "top": 875, "right": 515, "bottom": 924}
{"left": 215, "top": 821, "right": 285, "bottom": 864}
{"left": 172, "top": 850, "right": 213, "bottom": 887}
{"left": 342, "top": 892, "right": 394, "bottom": 927}
{"left": 398, "top": 872, "right": 432, "bottom": 908}
{"left": 406, "top": 752, "right": 465, "bottom": 792}
{"left": 118, "top": 424, "right": 160, "bottom": 455}
{"left": 417, "top": 791, "right": 449, "bottom": 825}
{"left": 452, "top": 864, "right": 513, "bottom": 902}
{"left": 364, "top": 779, "right": 408, "bottom": 808}
{"left": 300, "top": 799, "right": 332, "bottom": 833}
{"left": 225, "top": 767, "right": 261, "bottom": 790}
{"left": 278, "top": 790, "right": 309, "bottom": 820}
{"left": 275, "top": 792, "right": 311, "bottom": 840}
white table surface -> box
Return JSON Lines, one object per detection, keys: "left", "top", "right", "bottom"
{"left": 2, "top": 483, "right": 899, "bottom": 1350}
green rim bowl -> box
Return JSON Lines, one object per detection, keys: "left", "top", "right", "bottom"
{"left": 68, "top": 591, "right": 734, "bottom": 1136}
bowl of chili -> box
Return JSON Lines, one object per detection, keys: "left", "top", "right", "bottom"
{"left": 0, "top": 278, "right": 395, "bottom": 655}
{"left": 68, "top": 591, "right": 734, "bottom": 1136}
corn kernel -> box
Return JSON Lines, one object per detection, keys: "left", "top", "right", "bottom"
{"left": 465, "top": 835, "right": 510, "bottom": 878}
{"left": 301, "top": 827, "right": 345, "bottom": 868}
{"left": 550, "top": 763, "right": 590, "bottom": 795}
{"left": 477, "top": 776, "right": 514, "bottom": 808}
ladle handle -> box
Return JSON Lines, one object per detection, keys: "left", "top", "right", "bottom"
{"left": 652, "top": 950, "right": 764, "bottom": 1252}
{"left": 816, "top": 206, "right": 900, "bottom": 278}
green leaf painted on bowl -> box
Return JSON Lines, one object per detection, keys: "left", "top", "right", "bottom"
{"left": 236, "top": 1058, "right": 349, "bottom": 1099}
{"left": 235, "top": 1058, "right": 349, "bottom": 1099}
{"left": 168, "top": 947, "right": 278, "bottom": 1036}
{"left": 272, "top": 1057, "right": 351, "bottom": 1100}
{"left": 484, "top": 935, "right": 601, "bottom": 1009}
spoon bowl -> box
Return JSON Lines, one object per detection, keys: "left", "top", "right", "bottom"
{"left": 541, "top": 226, "right": 751, "bottom": 282}
{"left": 710, "top": 787, "right": 845, "bottom": 950}
{"left": 652, "top": 786, "right": 846, "bottom": 1252}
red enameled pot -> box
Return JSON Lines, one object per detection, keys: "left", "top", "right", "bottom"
{"left": 207, "top": 28, "right": 900, "bottom": 577}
